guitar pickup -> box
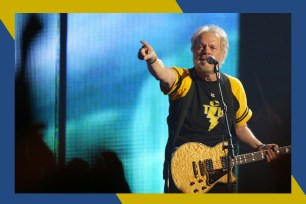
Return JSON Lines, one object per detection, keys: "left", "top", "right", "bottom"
{"left": 192, "top": 161, "right": 199, "bottom": 178}
{"left": 199, "top": 160, "right": 205, "bottom": 176}
{"left": 204, "top": 159, "right": 214, "bottom": 172}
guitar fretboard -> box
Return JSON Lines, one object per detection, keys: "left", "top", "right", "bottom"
{"left": 231, "top": 145, "right": 291, "bottom": 166}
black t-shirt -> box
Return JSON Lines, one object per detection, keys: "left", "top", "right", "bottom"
{"left": 163, "top": 67, "right": 252, "bottom": 148}
{"left": 176, "top": 72, "right": 235, "bottom": 147}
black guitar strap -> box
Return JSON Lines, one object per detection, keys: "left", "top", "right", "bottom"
{"left": 219, "top": 72, "right": 235, "bottom": 135}
{"left": 163, "top": 68, "right": 195, "bottom": 182}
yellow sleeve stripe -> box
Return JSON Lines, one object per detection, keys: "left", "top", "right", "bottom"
{"left": 226, "top": 74, "right": 253, "bottom": 126}
{"left": 160, "top": 67, "right": 179, "bottom": 95}
{"left": 168, "top": 68, "right": 182, "bottom": 96}
{"left": 236, "top": 108, "right": 253, "bottom": 126}
{"left": 236, "top": 107, "right": 250, "bottom": 123}
{"left": 236, "top": 107, "right": 253, "bottom": 126}
{"left": 169, "top": 67, "right": 192, "bottom": 100}
{"left": 161, "top": 67, "right": 192, "bottom": 100}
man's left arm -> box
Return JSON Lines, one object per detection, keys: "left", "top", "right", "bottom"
{"left": 235, "top": 123, "right": 279, "bottom": 162}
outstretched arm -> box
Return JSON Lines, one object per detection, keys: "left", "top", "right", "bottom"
{"left": 138, "top": 40, "right": 177, "bottom": 93}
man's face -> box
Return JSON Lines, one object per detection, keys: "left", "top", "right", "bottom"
{"left": 193, "top": 32, "right": 223, "bottom": 75}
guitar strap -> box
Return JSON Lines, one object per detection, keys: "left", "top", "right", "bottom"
{"left": 163, "top": 68, "right": 195, "bottom": 183}
{"left": 219, "top": 72, "right": 236, "bottom": 138}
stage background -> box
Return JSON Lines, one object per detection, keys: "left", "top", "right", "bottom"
{"left": 238, "top": 13, "right": 291, "bottom": 193}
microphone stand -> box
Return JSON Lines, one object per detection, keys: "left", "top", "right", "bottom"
{"left": 213, "top": 63, "right": 236, "bottom": 193}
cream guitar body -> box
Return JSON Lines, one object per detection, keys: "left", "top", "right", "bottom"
{"left": 171, "top": 142, "right": 291, "bottom": 193}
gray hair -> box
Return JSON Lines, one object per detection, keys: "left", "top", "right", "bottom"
{"left": 191, "top": 25, "right": 229, "bottom": 66}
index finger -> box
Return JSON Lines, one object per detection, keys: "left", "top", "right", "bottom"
{"left": 140, "top": 40, "right": 152, "bottom": 49}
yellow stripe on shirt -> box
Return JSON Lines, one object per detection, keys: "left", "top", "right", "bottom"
{"left": 227, "top": 74, "right": 253, "bottom": 126}
{"left": 161, "top": 67, "right": 192, "bottom": 100}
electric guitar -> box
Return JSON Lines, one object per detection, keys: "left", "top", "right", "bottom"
{"left": 170, "top": 142, "right": 291, "bottom": 193}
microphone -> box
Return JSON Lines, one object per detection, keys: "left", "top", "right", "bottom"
{"left": 207, "top": 56, "right": 219, "bottom": 65}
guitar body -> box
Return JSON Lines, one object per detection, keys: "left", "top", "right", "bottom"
{"left": 171, "top": 142, "right": 236, "bottom": 193}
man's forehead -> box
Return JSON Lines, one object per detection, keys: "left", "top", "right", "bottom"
{"left": 199, "top": 32, "right": 220, "bottom": 39}
{"left": 196, "top": 33, "right": 221, "bottom": 44}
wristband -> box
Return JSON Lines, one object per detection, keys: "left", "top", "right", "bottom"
{"left": 256, "top": 144, "right": 266, "bottom": 151}
{"left": 147, "top": 56, "right": 157, "bottom": 64}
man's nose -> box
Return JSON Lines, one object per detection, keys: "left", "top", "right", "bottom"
{"left": 201, "top": 47, "right": 209, "bottom": 55}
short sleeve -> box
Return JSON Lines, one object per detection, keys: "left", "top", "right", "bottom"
{"left": 161, "top": 67, "right": 192, "bottom": 100}
{"left": 227, "top": 75, "right": 253, "bottom": 126}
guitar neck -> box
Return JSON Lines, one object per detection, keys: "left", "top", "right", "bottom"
{"left": 231, "top": 145, "right": 291, "bottom": 166}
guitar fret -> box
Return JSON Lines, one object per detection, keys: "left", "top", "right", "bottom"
{"left": 261, "top": 152, "right": 265, "bottom": 160}
{"left": 233, "top": 151, "right": 265, "bottom": 166}
{"left": 231, "top": 145, "right": 291, "bottom": 167}
{"left": 232, "top": 145, "right": 292, "bottom": 166}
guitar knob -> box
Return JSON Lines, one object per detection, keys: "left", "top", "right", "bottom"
{"left": 198, "top": 179, "right": 203, "bottom": 183}
{"left": 202, "top": 186, "right": 207, "bottom": 190}
{"left": 190, "top": 181, "right": 195, "bottom": 186}
{"left": 193, "top": 189, "right": 199, "bottom": 193}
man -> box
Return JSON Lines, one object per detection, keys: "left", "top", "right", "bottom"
{"left": 138, "top": 25, "right": 279, "bottom": 193}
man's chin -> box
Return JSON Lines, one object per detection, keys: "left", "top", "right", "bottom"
{"left": 195, "top": 65, "right": 214, "bottom": 75}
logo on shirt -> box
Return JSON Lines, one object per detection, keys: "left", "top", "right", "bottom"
{"left": 203, "top": 100, "right": 224, "bottom": 131}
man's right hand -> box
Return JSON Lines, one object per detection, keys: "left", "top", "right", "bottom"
{"left": 138, "top": 40, "right": 157, "bottom": 64}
